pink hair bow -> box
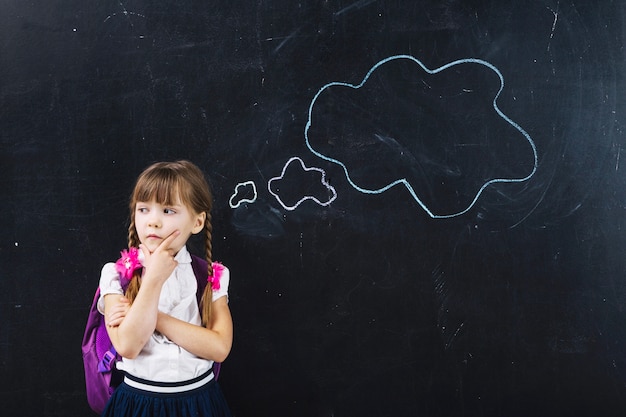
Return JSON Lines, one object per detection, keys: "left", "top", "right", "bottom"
{"left": 115, "top": 248, "right": 142, "bottom": 287}
{"left": 209, "top": 262, "right": 224, "bottom": 291}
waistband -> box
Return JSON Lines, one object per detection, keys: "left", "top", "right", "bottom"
{"left": 123, "top": 368, "right": 215, "bottom": 393}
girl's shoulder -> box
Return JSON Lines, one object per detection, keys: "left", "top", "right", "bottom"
{"left": 211, "top": 262, "right": 230, "bottom": 301}
{"left": 96, "top": 262, "right": 123, "bottom": 314}
{"left": 100, "top": 261, "right": 121, "bottom": 282}
{"left": 99, "top": 262, "right": 123, "bottom": 294}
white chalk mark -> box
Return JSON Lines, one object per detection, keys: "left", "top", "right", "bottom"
{"left": 266, "top": 28, "right": 301, "bottom": 54}
{"left": 334, "top": 0, "right": 377, "bottom": 17}
{"left": 268, "top": 156, "right": 337, "bottom": 211}
{"left": 229, "top": 181, "right": 258, "bottom": 209}
{"left": 104, "top": 2, "right": 146, "bottom": 24}
{"left": 304, "top": 54, "right": 538, "bottom": 219}
{"left": 547, "top": 4, "right": 559, "bottom": 52}
{"left": 444, "top": 322, "right": 465, "bottom": 350}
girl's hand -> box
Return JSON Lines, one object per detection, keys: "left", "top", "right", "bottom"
{"left": 106, "top": 296, "right": 130, "bottom": 328}
{"left": 139, "top": 230, "right": 181, "bottom": 285}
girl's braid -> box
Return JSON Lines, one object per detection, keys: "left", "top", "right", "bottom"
{"left": 200, "top": 212, "right": 214, "bottom": 327}
{"left": 205, "top": 211, "right": 214, "bottom": 276}
{"left": 128, "top": 217, "right": 141, "bottom": 248}
{"left": 125, "top": 217, "right": 142, "bottom": 303}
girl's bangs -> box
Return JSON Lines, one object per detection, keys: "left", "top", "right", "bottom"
{"left": 134, "top": 172, "right": 183, "bottom": 206}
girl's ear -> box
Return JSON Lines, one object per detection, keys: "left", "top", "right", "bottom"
{"left": 192, "top": 211, "right": 207, "bottom": 234}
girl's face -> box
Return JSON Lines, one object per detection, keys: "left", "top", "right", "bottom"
{"left": 134, "top": 198, "right": 206, "bottom": 254}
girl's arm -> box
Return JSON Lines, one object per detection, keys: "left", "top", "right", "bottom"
{"left": 103, "top": 279, "right": 163, "bottom": 359}
{"left": 155, "top": 296, "right": 233, "bottom": 362}
{"left": 103, "top": 232, "right": 180, "bottom": 359}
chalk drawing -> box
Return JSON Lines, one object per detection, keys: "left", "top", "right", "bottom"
{"left": 229, "top": 181, "right": 258, "bottom": 209}
{"left": 268, "top": 156, "right": 337, "bottom": 211}
{"left": 104, "top": 2, "right": 146, "bottom": 24}
{"left": 334, "top": 0, "right": 377, "bottom": 17}
{"left": 304, "top": 54, "right": 538, "bottom": 219}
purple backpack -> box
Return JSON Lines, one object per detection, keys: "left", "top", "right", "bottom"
{"left": 82, "top": 255, "right": 219, "bottom": 414}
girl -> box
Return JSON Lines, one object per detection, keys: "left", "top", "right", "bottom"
{"left": 97, "top": 160, "right": 233, "bottom": 417}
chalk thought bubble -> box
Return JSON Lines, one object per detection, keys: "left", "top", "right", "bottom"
{"left": 229, "top": 181, "right": 258, "bottom": 209}
{"left": 268, "top": 156, "right": 337, "bottom": 211}
{"left": 304, "top": 55, "right": 538, "bottom": 218}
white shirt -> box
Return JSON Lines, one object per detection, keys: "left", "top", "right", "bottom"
{"left": 97, "top": 245, "right": 229, "bottom": 382}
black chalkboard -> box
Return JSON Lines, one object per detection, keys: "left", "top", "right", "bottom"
{"left": 2, "top": 1, "right": 626, "bottom": 416}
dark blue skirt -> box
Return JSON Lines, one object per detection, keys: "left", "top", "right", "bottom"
{"left": 101, "top": 373, "right": 231, "bottom": 417}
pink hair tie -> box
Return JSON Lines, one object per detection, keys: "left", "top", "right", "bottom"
{"left": 115, "top": 248, "right": 142, "bottom": 287}
{"left": 209, "top": 262, "right": 224, "bottom": 291}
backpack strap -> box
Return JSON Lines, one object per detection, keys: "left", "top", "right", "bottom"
{"left": 190, "top": 255, "right": 222, "bottom": 380}
{"left": 190, "top": 254, "right": 209, "bottom": 305}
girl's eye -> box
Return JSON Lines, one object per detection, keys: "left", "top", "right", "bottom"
{"left": 164, "top": 208, "right": 176, "bottom": 215}
{"left": 137, "top": 207, "right": 148, "bottom": 213}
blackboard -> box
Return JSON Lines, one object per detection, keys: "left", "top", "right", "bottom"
{"left": 1, "top": 1, "right": 625, "bottom": 416}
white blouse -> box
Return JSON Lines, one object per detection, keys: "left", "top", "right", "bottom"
{"left": 97, "top": 245, "right": 229, "bottom": 382}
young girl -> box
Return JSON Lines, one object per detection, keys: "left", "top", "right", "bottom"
{"left": 97, "top": 160, "right": 233, "bottom": 417}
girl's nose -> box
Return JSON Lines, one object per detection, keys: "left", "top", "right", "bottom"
{"left": 147, "top": 214, "right": 161, "bottom": 228}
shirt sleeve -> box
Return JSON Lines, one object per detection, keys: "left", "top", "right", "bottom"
{"left": 97, "top": 262, "right": 123, "bottom": 314}
{"left": 212, "top": 265, "right": 230, "bottom": 302}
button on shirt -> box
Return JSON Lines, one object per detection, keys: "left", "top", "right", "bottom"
{"left": 97, "top": 246, "right": 229, "bottom": 383}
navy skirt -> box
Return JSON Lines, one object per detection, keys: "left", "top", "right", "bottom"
{"left": 101, "top": 369, "right": 231, "bottom": 417}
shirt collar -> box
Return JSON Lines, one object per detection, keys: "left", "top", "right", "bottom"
{"left": 175, "top": 245, "right": 192, "bottom": 264}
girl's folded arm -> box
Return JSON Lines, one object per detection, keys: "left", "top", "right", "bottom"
{"left": 155, "top": 297, "right": 233, "bottom": 362}
{"left": 103, "top": 281, "right": 162, "bottom": 359}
